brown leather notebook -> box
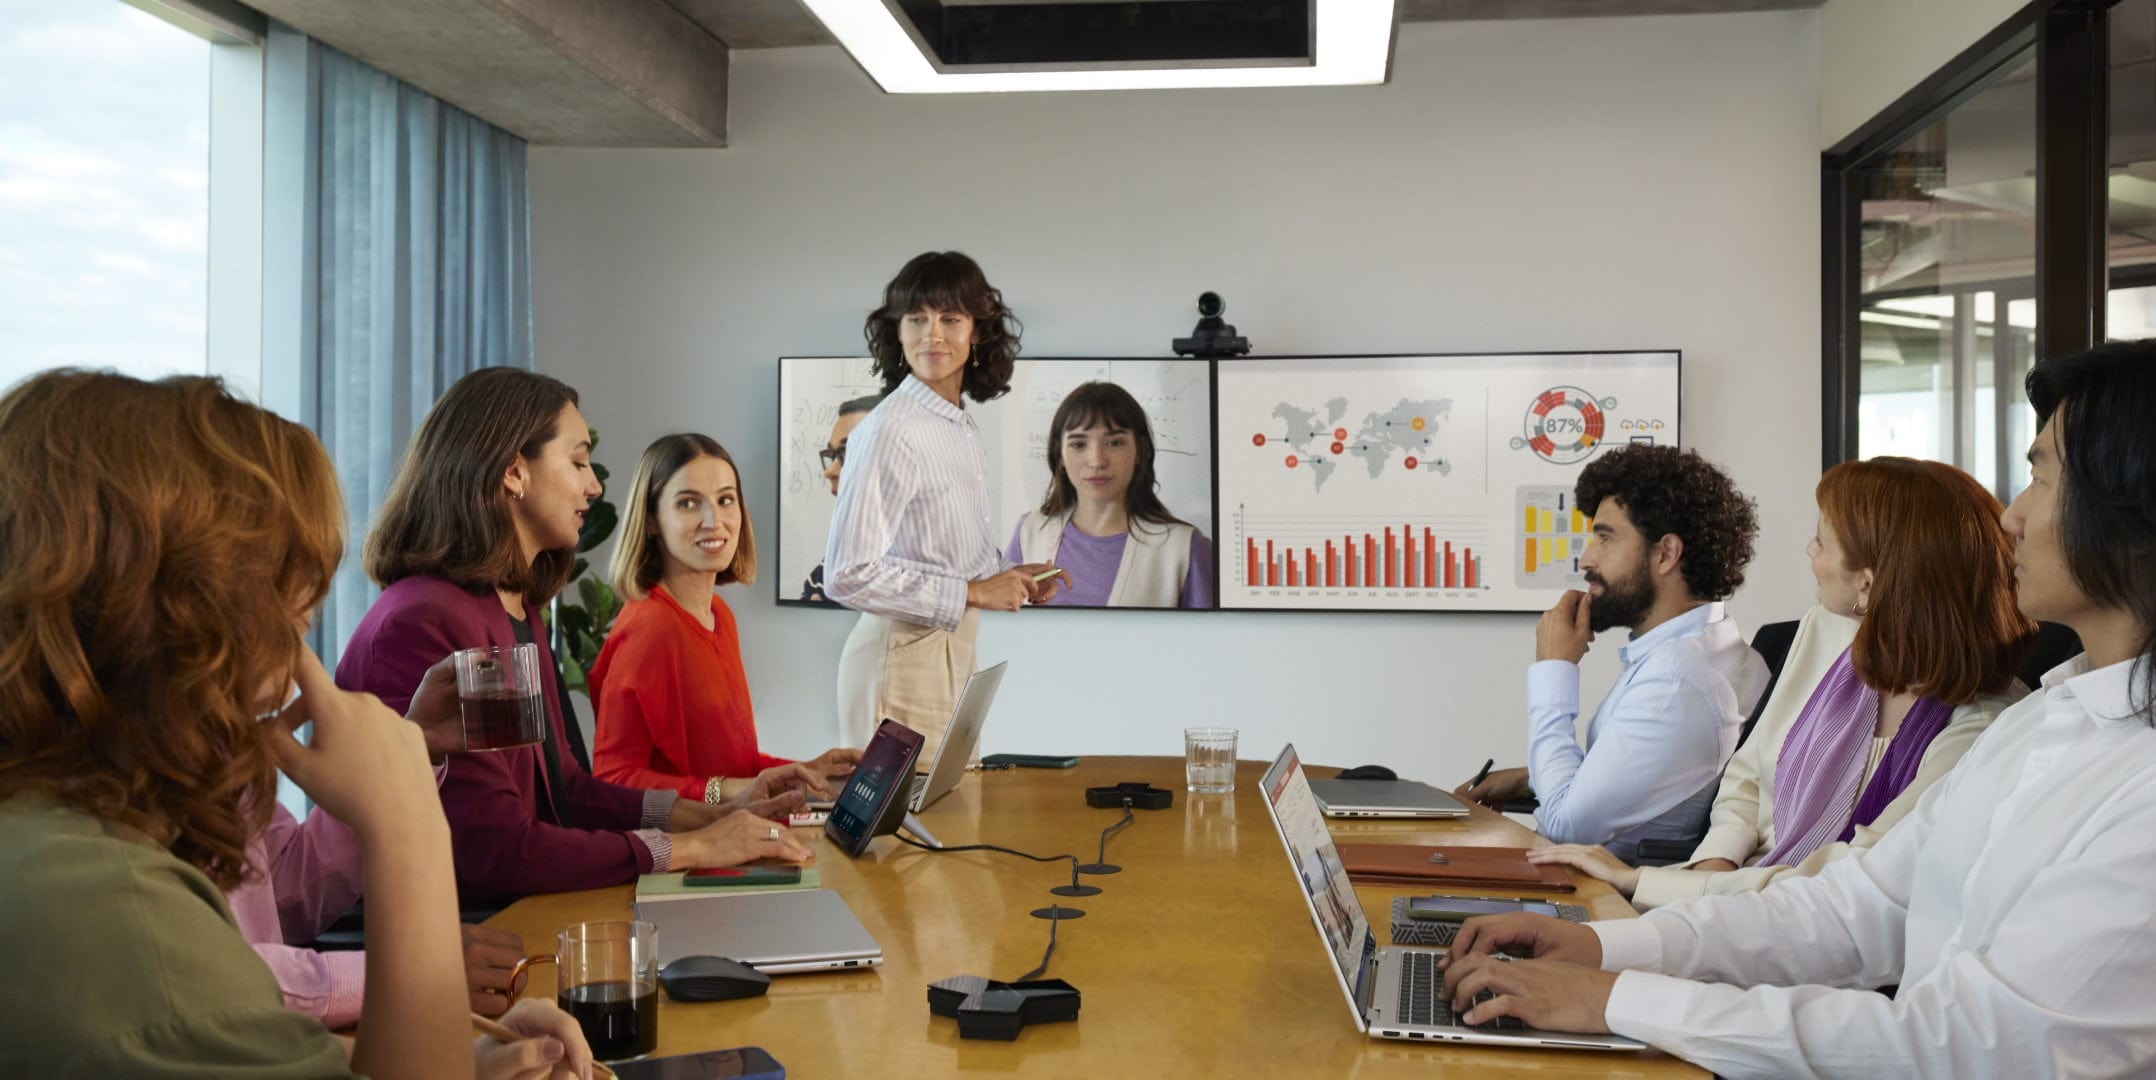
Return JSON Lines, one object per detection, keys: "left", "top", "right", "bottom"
{"left": 1335, "top": 843, "right": 1576, "bottom": 892}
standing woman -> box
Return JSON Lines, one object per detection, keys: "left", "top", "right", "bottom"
{"left": 1005, "top": 380, "right": 1215, "bottom": 608}
{"left": 339, "top": 368, "right": 815, "bottom": 909}
{"left": 591, "top": 433, "right": 862, "bottom": 800}
{"left": 825, "top": 252, "right": 1066, "bottom": 755}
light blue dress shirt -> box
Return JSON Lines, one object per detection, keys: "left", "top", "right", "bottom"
{"left": 823, "top": 374, "right": 1011, "bottom": 631}
{"left": 1526, "top": 601, "right": 1769, "bottom": 862}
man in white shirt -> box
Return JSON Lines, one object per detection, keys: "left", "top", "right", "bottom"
{"left": 1457, "top": 444, "right": 1770, "bottom": 862}
{"left": 1441, "top": 342, "right": 2156, "bottom": 1078}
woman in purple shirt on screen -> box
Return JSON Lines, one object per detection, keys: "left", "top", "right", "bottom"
{"left": 337, "top": 367, "right": 818, "bottom": 908}
{"left": 1005, "top": 381, "right": 1214, "bottom": 609}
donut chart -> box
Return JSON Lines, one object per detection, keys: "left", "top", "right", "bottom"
{"left": 1508, "top": 386, "right": 1614, "bottom": 465}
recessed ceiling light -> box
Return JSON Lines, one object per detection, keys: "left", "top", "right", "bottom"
{"left": 799, "top": 0, "right": 1397, "bottom": 94}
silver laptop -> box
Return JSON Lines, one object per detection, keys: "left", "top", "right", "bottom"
{"left": 1307, "top": 777, "right": 1471, "bottom": 819}
{"left": 633, "top": 888, "right": 882, "bottom": 974}
{"left": 1259, "top": 744, "right": 1642, "bottom": 1052}
{"left": 908, "top": 661, "right": 1007, "bottom": 813}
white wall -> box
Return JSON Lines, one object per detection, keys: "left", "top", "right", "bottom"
{"left": 529, "top": 11, "right": 1824, "bottom": 780}
{"left": 1819, "top": 0, "right": 2029, "bottom": 148}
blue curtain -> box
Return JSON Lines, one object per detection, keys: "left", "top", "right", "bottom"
{"left": 273, "top": 27, "right": 534, "bottom": 664}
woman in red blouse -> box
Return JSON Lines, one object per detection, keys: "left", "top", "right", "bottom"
{"left": 592, "top": 434, "right": 861, "bottom": 802}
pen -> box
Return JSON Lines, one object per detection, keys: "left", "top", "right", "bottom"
{"left": 1471, "top": 758, "right": 1493, "bottom": 787}
{"left": 1032, "top": 567, "right": 1065, "bottom": 582}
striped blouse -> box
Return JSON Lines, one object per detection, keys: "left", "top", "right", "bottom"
{"left": 823, "top": 374, "right": 1010, "bottom": 631}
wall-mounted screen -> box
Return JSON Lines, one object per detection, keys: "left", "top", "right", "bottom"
{"left": 1213, "top": 352, "right": 1681, "bottom": 613}
{"left": 777, "top": 356, "right": 1218, "bottom": 610}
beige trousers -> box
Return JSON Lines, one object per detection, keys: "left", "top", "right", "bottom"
{"left": 836, "top": 608, "right": 979, "bottom": 765}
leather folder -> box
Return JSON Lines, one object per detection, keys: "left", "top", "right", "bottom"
{"left": 1335, "top": 843, "right": 1576, "bottom": 892}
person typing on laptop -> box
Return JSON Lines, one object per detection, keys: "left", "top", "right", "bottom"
{"left": 1454, "top": 445, "right": 1769, "bottom": 862}
{"left": 1440, "top": 343, "right": 2156, "bottom": 1077}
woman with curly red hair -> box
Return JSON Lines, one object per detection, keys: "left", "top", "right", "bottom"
{"left": 0, "top": 371, "right": 590, "bottom": 1077}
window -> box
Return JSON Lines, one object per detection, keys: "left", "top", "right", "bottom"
{"left": 2109, "top": 0, "right": 2156, "bottom": 345}
{"left": 1826, "top": 3, "right": 2121, "bottom": 502}
{"left": 1849, "top": 54, "right": 2038, "bottom": 500}
{"left": 0, "top": 0, "right": 212, "bottom": 389}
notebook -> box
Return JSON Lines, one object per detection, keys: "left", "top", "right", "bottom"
{"left": 1335, "top": 843, "right": 1576, "bottom": 892}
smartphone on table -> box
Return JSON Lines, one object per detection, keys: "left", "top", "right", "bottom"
{"left": 1402, "top": 896, "right": 1562, "bottom": 921}
{"left": 607, "top": 1047, "right": 784, "bottom": 1079}
{"left": 979, "top": 753, "right": 1078, "bottom": 769}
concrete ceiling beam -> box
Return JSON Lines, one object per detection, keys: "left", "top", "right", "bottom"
{"left": 240, "top": 0, "right": 729, "bottom": 147}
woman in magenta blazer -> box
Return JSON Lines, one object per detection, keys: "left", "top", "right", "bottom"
{"left": 337, "top": 368, "right": 817, "bottom": 906}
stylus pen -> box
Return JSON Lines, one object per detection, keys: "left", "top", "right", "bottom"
{"left": 1032, "top": 567, "right": 1065, "bottom": 582}
{"left": 1471, "top": 758, "right": 1494, "bottom": 788}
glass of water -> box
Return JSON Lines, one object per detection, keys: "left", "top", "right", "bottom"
{"left": 1184, "top": 727, "right": 1239, "bottom": 794}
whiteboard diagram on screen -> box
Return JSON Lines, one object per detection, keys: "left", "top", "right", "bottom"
{"left": 1216, "top": 352, "right": 1680, "bottom": 613}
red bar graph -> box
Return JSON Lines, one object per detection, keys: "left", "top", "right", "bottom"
{"left": 1238, "top": 515, "right": 1486, "bottom": 595}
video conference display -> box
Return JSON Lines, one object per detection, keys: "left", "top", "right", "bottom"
{"left": 775, "top": 351, "right": 1680, "bottom": 615}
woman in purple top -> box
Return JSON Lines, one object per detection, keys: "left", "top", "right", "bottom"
{"left": 338, "top": 368, "right": 817, "bottom": 907}
{"left": 1005, "top": 381, "right": 1214, "bottom": 609}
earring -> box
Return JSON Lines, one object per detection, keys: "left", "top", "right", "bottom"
{"left": 512, "top": 489, "right": 525, "bottom": 501}
{"left": 1853, "top": 599, "right": 1868, "bottom": 617}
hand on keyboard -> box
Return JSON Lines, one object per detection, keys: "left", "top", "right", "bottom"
{"left": 1440, "top": 954, "right": 1620, "bottom": 1036}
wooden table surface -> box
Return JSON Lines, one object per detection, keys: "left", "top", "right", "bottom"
{"left": 488, "top": 756, "right": 1701, "bottom": 1078}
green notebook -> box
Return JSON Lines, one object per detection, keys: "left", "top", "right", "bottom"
{"left": 634, "top": 867, "right": 821, "bottom": 903}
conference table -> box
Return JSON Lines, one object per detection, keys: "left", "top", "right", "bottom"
{"left": 488, "top": 756, "right": 1704, "bottom": 1078}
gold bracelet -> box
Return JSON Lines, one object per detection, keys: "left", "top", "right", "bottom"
{"left": 704, "top": 776, "right": 726, "bottom": 805}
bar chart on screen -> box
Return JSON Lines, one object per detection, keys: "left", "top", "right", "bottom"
{"left": 1214, "top": 352, "right": 1678, "bottom": 612}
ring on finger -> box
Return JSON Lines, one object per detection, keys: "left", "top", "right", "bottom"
{"left": 765, "top": 825, "right": 780, "bottom": 841}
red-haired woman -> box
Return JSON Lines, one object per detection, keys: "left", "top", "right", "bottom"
{"left": 0, "top": 371, "right": 588, "bottom": 1078}
{"left": 1532, "top": 457, "right": 2035, "bottom": 908}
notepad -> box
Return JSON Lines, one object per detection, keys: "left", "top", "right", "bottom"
{"left": 634, "top": 867, "right": 821, "bottom": 903}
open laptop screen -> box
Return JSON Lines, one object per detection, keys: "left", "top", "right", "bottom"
{"left": 1260, "top": 745, "right": 1372, "bottom": 993}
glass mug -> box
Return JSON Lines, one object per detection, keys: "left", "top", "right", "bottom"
{"left": 454, "top": 642, "right": 546, "bottom": 751}
{"left": 510, "top": 920, "right": 659, "bottom": 1062}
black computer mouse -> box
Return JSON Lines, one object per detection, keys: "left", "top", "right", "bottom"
{"left": 1335, "top": 764, "right": 1398, "bottom": 782}
{"left": 658, "top": 955, "right": 771, "bottom": 1002}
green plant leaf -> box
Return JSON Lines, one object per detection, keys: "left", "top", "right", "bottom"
{"left": 562, "top": 659, "right": 588, "bottom": 695}
{"left": 571, "top": 556, "right": 589, "bottom": 582}
{"left": 576, "top": 499, "right": 618, "bottom": 553}
{"left": 592, "top": 461, "right": 609, "bottom": 486}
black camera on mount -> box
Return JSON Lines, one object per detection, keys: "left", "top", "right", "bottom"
{"left": 1171, "top": 291, "right": 1250, "bottom": 358}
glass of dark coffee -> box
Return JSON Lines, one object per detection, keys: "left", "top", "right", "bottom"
{"left": 509, "top": 920, "right": 660, "bottom": 1062}
{"left": 452, "top": 643, "right": 545, "bottom": 751}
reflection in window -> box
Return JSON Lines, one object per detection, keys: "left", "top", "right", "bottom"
{"left": 1855, "top": 54, "right": 2036, "bottom": 501}
{"left": 0, "top": 0, "right": 209, "bottom": 389}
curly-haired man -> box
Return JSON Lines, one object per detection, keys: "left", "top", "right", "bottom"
{"left": 1456, "top": 444, "right": 1770, "bottom": 862}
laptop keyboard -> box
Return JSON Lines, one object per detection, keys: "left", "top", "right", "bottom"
{"left": 1396, "top": 951, "right": 1525, "bottom": 1031}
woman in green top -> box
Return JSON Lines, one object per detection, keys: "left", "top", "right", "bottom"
{"left": 0, "top": 371, "right": 593, "bottom": 1079}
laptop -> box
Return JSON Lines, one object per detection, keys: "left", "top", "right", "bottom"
{"left": 1307, "top": 777, "right": 1471, "bottom": 819}
{"left": 633, "top": 888, "right": 882, "bottom": 974}
{"left": 1259, "top": 744, "right": 1642, "bottom": 1051}
{"left": 908, "top": 661, "right": 1007, "bottom": 813}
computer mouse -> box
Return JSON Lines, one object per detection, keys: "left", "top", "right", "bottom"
{"left": 658, "top": 955, "right": 771, "bottom": 1002}
{"left": 1335, "top": 764, "right": 1398, "bottom": 782}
